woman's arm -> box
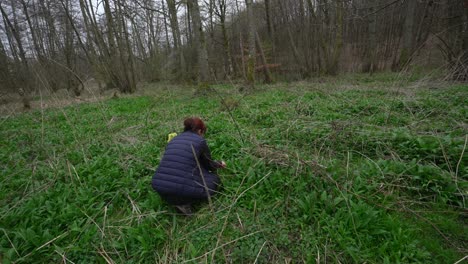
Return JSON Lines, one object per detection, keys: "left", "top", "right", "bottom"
{"left": 199, "top": 140, "right": 222, "bottom": 172}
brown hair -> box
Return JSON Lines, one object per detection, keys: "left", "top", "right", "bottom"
{"left": 183, "top": 117, "right": 207, "bottom": 134}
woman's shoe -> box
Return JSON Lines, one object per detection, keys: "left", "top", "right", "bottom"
{"left": 175, "top": 204, "right": 193, "bottom": 216}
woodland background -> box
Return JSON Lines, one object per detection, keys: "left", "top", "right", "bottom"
{"left": 0, "top": 0, "right": 467, "bottom": 108}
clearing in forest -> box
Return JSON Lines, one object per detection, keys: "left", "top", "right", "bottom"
{"left": 1, "top": 76, "right": 467, "bottom": 263}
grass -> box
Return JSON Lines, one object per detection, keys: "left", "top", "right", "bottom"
{"left": 0, "top": 73, "right": 467, "bottom": 263}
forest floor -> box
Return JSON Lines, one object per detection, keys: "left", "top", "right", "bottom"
{"left": 0, "top": 73, "right": 467, "bottom": 263}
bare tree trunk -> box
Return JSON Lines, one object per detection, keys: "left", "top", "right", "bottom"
{"left": 40, "top": 0, "right": 66, "bottom": 92}
{"left": 215, "top": 0, "right": 233, "bottom": 77}
{"left": 0, "top": 36, "right": 13, "bottom": 92}
{"left": 188, "top": 0, "right": 210, "bottom": 83}
{"left": 0, "top": 2, "right": 31, "bottom": 109}
{"left": 397, "top": 0, "right": 417, "bottom": 69}
{"left": 186, "top": 2, "right": 192, "bottom": 45}
{"left": 327, "top": 0, "right": 344, "bottom": 75}
{"left": 240, "top": 33, "right": 247, "bottom": 80}
{"left": 40, "top": 1, "right": 60, "bottom": 55}
{"left": 264, "top": 0, "right": 276, "bottom": 60}
{"left": 161, "top": 1, "right": 171, "bottom": 53}
{"left": 256, "top": 32, "right": 273, "bottom": 83}
{"left": 208, "top": 0, "right": 215, "bottom": 42}
{"left": 20, "top": 0, "right": 44, "bottom": 60}
{"left": 245, "top": 0, "right": 256, "bottom": 88}
{"left": 115, "top": 0, "right": 137, "bottom": 93}
{"left": 287, "top": 26, "right": 306, "bottom": 76}
{"left": 167, "top": 0, "right": 186, "bottom": 78}
{"left": 63, "top": 0, "right": 81, "bottom": 96}
{"left": 102, "top": 0, "right": 121, "bottom": 89}
{"left": 166, "top": 0, "right": 181, "bottom": 49}
{"left": 364, "top": 2, "right": 377, "bottom": 73}
{"left": 80, "top": 0, "right": 113, "bottom": 87}
{"left": 265, "top": 0, "right": 274, "bottom": 41}
{"left": 454, "top": 3, "right": 468, "bottom": 80}
{"left": 61, "top": 0, "right": 91, "bottom": 60}
{"left": 220, "top": 14, "right": 233, "bottom": 77}
{"left": 306, "top": 0, "right": 321, "bottom": 73}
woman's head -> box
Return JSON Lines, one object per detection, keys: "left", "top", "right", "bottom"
{"left": 184, "top": 117, "right": 207, "bottom": 135}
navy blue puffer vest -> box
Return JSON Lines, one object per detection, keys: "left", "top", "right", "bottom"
{"left": 152, "top": 131, "right": 220, "bottom": 199}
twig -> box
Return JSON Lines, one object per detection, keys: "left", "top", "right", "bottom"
{"left": 1, "top": 228, "right": 19, "bottom": 257}
{"left": 454, "top": 255, "right": 468, "bottom": 264}
{"left": 15, "top": 232, "right": 69, "bottom": 263}
{"left": 455, "top": 135, "right": 467, "bottom": 207}
{"left": 182, "top": 230, "right": 264, "bottom": 263}
{"left": 54, "top": 250, "right": 76, "bottom": 264}
{"left": 360, "top": 0, "right": 400, "bottom": 19}
{"left": 401, "top": 204, "right": 460, "bottom": 250}
{"left": 79, "top": 208, "right": 105, "bottom": 236}
{"left": 97, "top": 246, "right": 115, "bottom": 264}
{"left": 211, "top": 87, "right": 247, "bottom": 144}
{"left": 436, "top": 133, "right": 454, "bottom": 174}
{"left": 102, "top": 205, "right": 108, "bottom": 239}
{"left": 253, "top": 241, "right": 268, "bottom": 264}
{"left": 36, "top": 232, "right": 68, "bottom": 251}
{"left": 191, "top": 144, "right": 214, "bottom": 213}
{"left": 210, "top": 171, "right": 249, "bottom": 262}
{"left": 231, "top": 172, "right": 272, "bottom": 206}
{"left": 126, "top": 193, "right": 142, "bottom": 220}
{"left": 343, "top": 151, "right": 360, "bottom": 244}
{"left": 208, "top": 160, "right": 268, "bottom": 261}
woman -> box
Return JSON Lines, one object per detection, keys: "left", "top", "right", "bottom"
{"left": 152, "top": 117, "right": 226, "bottom": 215}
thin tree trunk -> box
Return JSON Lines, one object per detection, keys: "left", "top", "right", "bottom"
{"left": 240, "top": 33, "right": 247, "bottom": 80}
{"left": 63, "top": 0, "right": 80, "bottom": 95}
{"left": 167, "top": 0, "right": 186, "bottom": 77}
{"left": 255, "top": 32, "right": 273, "bottom": 83}
{"left": 398, "top": 0, "right": 417, "bottom": 69}
{"left": 327, "top": 0, "right": 344, "bottom": 75}
{"left": 287, "top": 26, "right": 306, "bottom": 76}
{"left": 117, "top": 0, "right": 136, "bottom": 93}
{"left": 265, "top": 0, "right": 275, "bottom": 57}
{"left": 245, "top": 0, "right": 256, "bottom": 88}
{"left": 0, "top": 2, "right": 31, "bottom": 109}
{"left": 454, "top": 3, "right": 468, "bottom": 80}
{"left": 216, "top": 0, "right": 233, "bottom": 77}
{"left": 186, "top": 2, "right": 192, "bottom": 44}
{"left": 265, "top": 0, "right": 273, "bottom": 38}
{"left": 161, "top": 1, "right": 171, "bottom": 53}
{"left": 0, "top": 39, "right": 13, "bottom": 90}
{"left": 364, "top": 2, "right": 377, "bottom": 73}
{"left": 20, "top": 0, "right": 44, "bottom": 61}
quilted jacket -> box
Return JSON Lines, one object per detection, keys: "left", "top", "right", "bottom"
{"left": 151, "top": 131, "right": 221, "bottom": 199}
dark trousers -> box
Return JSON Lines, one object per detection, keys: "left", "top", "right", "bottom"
{"left": 159, "top": 180, "right": 223, "bottom": 206}
{"left": 160, "top": 194, "right": 206, "bottom": 206}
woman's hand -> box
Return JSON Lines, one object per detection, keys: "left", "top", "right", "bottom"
{"left": 220, "top": 161, "right": 227, "bottom": 169}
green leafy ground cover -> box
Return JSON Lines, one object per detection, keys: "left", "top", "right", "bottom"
{"left": 1, "top": 75, "right": 467, "bottom": 263}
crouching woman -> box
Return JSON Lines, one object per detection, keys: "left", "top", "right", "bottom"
{"left": 151, "top": 117, "right": 226, "bottom": 215}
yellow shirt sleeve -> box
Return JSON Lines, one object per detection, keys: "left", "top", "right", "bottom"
{"left": 167, "top": 133, "right": 178, "bottom": 143}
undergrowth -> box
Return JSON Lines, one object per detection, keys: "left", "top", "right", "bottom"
{"left": 0, "top": 75, "right": 466, "bottom": 263}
